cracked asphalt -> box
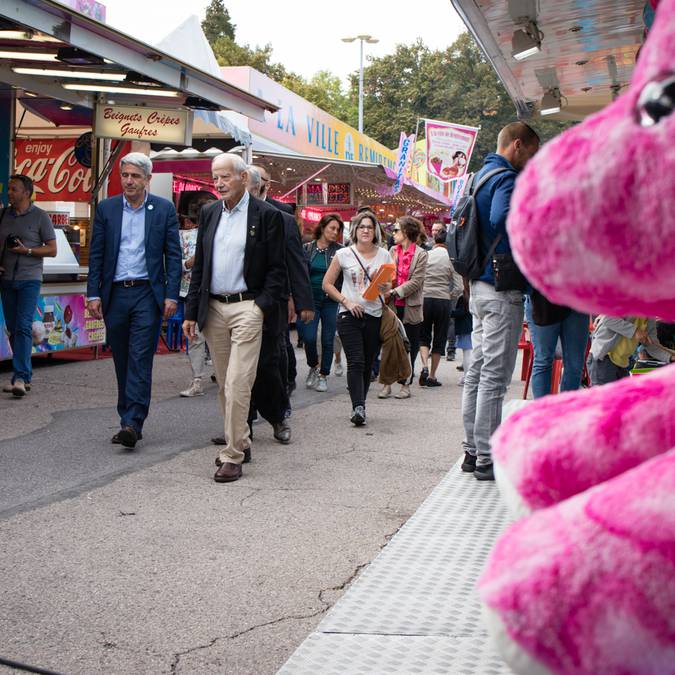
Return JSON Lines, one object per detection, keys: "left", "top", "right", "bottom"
{"left": 0, "top": 344, "right": 495, "bottom": 674}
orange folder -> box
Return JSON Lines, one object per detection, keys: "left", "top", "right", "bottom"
{"left": 362, "top": 263, "right": 395, "bottom": 301}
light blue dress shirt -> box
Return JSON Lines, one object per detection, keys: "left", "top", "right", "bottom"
{"left": 114, "top": 193, "right": 149, "bottom": 282}
{"left": 210, "top": 191, "right": 249, "bottom": 295}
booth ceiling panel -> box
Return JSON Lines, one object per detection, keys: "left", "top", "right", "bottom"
{"left": 20, "top": 96, "right": 91, "bottom": 126}
{"left": 452, "top": 0, "right": 644, "bottom": 119}
{"left": 0, "top": 0, "right": 279, "bottom": 119}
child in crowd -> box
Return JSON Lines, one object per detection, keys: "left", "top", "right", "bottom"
{"left": 588, "top": 316, "right": 675, "bottom": 385}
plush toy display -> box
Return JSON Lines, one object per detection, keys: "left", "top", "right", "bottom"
{"left": 478, "top": 0, "right": 675, "bottom": 672}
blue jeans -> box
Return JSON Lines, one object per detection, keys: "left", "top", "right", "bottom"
{"left": 1, "top": 279, "right": 41, "bottom": 383}
{"left": 462, "top": 281, "right": 524, "bottom": 466}
{"left": 303, "top": 297, "right": 338, "bottom": 375}
{"left": 524, "top": 297, "right": 589, "bottom": 398}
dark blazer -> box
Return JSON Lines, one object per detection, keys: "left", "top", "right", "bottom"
{"left": 279, "top": 211, "right": 313, "bottom": 312}
{"left": 266, "top": 196, "right": 294, "bottom": 215}
{"left": 184, "top": 195, "right": 286, "bottom": 329}
{"left": 87, "top": 193, "right": 181, "bottom": 313}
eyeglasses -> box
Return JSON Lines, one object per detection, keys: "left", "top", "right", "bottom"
{"left": 357, "top": 225, "right": 375, "bottom": 231}
{"left": 392, "top": 227, "right": 401, "bottom": 232}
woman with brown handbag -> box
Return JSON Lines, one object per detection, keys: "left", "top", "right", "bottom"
{"left": 322, "top": 211, "right": 393, "bottom": 426}
{"left": 379, "top": 216, "right": 428, "bottom": 400}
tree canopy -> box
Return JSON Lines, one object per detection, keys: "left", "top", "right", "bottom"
{"left": 359, "top": 33, "right": 571, "bottom": 170}
{"left": 201, "top": 0, "right": 236, "bottom": 43}
{"left": 201, "top": 2, "right": 571, "bottom": 169}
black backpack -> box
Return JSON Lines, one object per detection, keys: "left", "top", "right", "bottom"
{"left": 447, "top": 168, "right": 515, "bottom": 280}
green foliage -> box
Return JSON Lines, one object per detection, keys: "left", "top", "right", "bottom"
{"left": 359, "top": 32, "right": 572, "bottom": 168}
{"left": 203, "top": 8, "right": 570, "bottom": 167}
{"left": 201, "top": 0, "right": 236, "bottom": 43}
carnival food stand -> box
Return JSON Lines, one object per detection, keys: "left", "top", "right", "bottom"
{"left": 0, "top": 0, "right": 277, "bottom": 360}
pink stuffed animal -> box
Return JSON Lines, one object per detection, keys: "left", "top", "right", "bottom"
{"left": 479, "top": 0, "right": 675, "bottom": 672}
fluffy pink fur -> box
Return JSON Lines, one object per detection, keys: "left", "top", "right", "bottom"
{"left": 480, "top": 449, "right": 675, "bottom": 675}
{"left": 506, "top": 0, "right": 675, "bottom": 321}
{"left": 483, "top": 1, "right": 675, "bottom": 672}
{"left": 492, "top": 364, "right": 675, "bottom": 511}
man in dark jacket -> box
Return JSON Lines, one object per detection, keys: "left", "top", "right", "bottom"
{"left": 242, "top": 166, "right": 313, "bottom": 444}
{"left": 183, "top": 154, "right": 285, "bottom": 483}
{"left": 87, "top": 154, "right": 181, "bottom": 448}
{"left": 461, "top": 122, "right": 539, "bottom": 481}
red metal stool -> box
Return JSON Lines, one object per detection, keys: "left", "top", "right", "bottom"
{"left": 523, "top": 354, "right": 564, "bottom": 399}
{"left": 550, "top": 357, "right": 563, "bottom": 394}
{"left": 519, "top": 322, "right": 532, "bottom": 381}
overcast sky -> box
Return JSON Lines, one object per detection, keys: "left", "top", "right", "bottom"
{"left": 104, "top": 0, "right": 466, "bottom": 83}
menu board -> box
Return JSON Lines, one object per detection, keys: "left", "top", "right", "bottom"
{"left": 327, "top": 183, "right": 352, "bottom": 205}
{"left": 47, "top": 212, "right": 71, "bottom": 228}
{"left": 305, "top": 183, "right": 325, "bottom": 205}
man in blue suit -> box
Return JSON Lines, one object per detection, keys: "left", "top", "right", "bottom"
{"left": 87, "top": 153, "right": 181, "bottom": 448}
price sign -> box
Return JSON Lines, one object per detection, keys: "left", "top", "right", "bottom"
{"left": 305, "top": 183, "right": 325, "bottom": 205}
{"left": 327, "top": 183, "right": 351, "bottom": 205}
{"left": 47, "top": 212, "right": 70, "bottom": 228}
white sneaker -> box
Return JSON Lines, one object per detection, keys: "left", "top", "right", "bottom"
{"left": 11, "top": 379, "right": 27, "bottom": 397}
{"left": 378, "top": 385, "right": 392, "bottom": 399}
{"left": 4, "top": 381, "right": 31, "bottom": 393}
{"left": 315, "top": 375, "right": 328, "bottom": 392}
{"left": 305, "top": 367, "right": 319, "bottom": 389}
{"left": 334, "top": 361, "right": 344, "bottom": 377}
{"left": 180, "top": 378, "right": 205, "bottom": 397}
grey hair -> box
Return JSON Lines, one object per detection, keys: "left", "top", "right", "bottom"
{"left": 247, "top": 165, "right": 262, "bottom": 188}
{"left": 120, "top": 152, "right": 152, "bottom": 177}
{"left": 349, "top": 210, "right": 382, "bottom": 246}
{"left": 212, "top": 152, "right": 248, "bottom": 174}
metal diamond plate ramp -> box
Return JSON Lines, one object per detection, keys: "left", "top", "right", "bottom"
{"left": 278, "top": 459, "right": 513, "bottom": 673}
{"left": 278, "top": 634, "right": 511, "bottom": 675}
{"left": 317, "top": 462, "right": 510, "bottom": 636}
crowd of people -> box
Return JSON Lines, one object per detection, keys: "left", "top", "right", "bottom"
{"left": 3, "top": 123, "right": 675, "bottom": 486}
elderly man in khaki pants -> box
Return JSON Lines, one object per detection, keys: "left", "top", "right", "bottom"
{"left": 183, "top": 154, "right": 285, "bottom": 483}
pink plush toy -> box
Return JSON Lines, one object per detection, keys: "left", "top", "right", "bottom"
{"left": 479, "top": 0, "right": 675, "bottom": 672}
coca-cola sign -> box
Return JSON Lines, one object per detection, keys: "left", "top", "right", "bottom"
{"left": 14, "top": 139, "right": 93, "bottom": 202}
{"left": 95, "top": 104, "right": 193, "bottom": 145}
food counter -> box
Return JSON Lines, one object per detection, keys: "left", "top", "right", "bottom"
{"left": 0, "top": 229, "right": 105, "bottom": 360}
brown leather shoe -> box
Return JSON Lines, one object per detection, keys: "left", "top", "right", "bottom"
{"left": 213, "top": 462, "right": 242, "bottom": 483}
{"left": 215, "top": 447, "right": 250, "bottom": 466}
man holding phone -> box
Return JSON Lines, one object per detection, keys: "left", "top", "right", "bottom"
{"left": 0, "top": 174, "right": 57, "bottom": 397}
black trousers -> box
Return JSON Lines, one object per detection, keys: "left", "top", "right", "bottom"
{"left": 396, "top": 306, "right": 421, "bottom": 385}
{"left": 337, "top": 311, "right": 381, "bottom": 408}
{"left": 284, "top": 327, "right": 296, "bottom": 385}
{"left": 250, "top": 302, "right": 289, "bottom": 425}
{"left": 421, "top": 297, "right": 451, "bottom": 354}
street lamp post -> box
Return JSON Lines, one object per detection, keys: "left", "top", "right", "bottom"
{"left": 342, "top": 34, "right": 379, "bottom": 134}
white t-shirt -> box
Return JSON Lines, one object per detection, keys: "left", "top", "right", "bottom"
{"left": 336, "top": 246, "right": 393, "bottom": 317}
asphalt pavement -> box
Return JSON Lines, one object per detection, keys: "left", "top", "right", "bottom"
{"left": 0, "top": 345, "right": 524, "bottom": 674}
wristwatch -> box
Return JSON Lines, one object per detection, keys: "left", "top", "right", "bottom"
{"left": 26, "top": 248, "right": 32, "bottom": 256}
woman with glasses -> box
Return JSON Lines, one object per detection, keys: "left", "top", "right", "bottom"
{"left": 379, "top": 216, "right": 428, "bottom": 399}
{"left": 303, "top": 213, "right": 344, "bottom": 392}
{"left": 322, "top": 210, "right": 392, "bottom": 426}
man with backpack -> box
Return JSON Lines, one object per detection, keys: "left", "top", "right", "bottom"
{"left": 452, "top": 122, "right": 540, "bottom": 480}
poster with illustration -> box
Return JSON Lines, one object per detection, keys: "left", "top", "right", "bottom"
{"left": 425, "top": 120, "right": 479, "bottom": 183}
{"left": 0, "top": 294, "right": 105, "bottom": 360}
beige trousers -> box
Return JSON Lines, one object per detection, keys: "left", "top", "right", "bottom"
{"left": 202, "top": 299, "right": 264, "bottom": 464}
